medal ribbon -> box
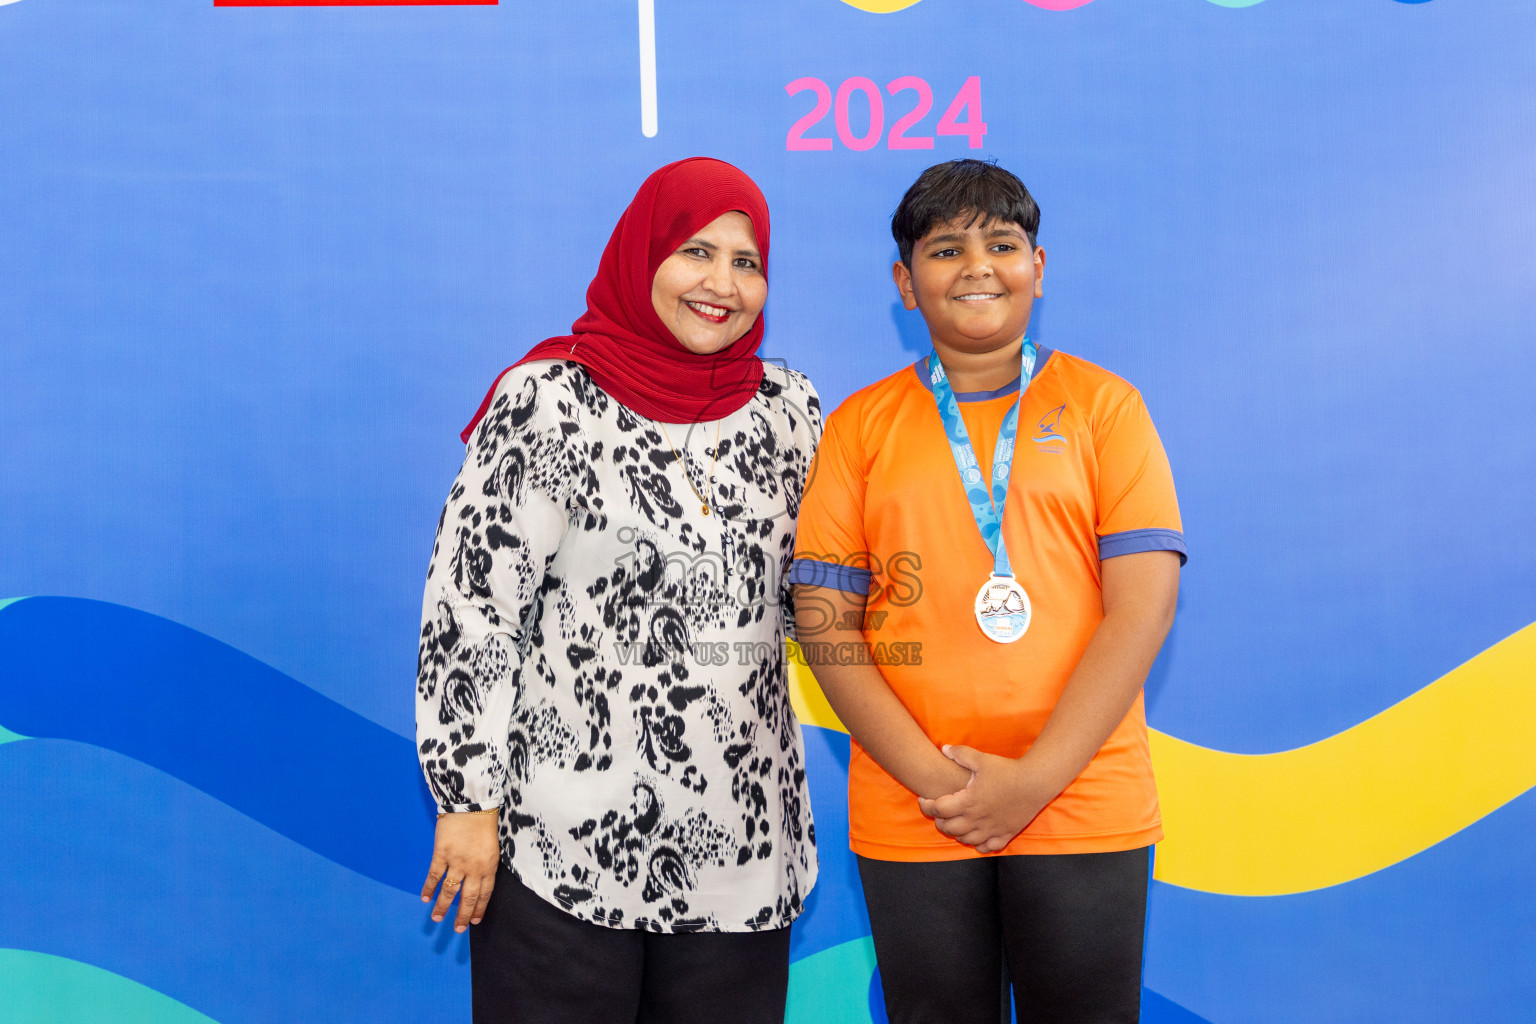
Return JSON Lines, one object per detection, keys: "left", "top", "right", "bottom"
{"left": 928, "top": 338, "right": 1038, "bottom": 580}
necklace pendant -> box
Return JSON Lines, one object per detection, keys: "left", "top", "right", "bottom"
{"left": 701, "top": 505, "right": 711, "bottom": 516}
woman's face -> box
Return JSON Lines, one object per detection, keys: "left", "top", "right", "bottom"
{"left": 650, "top": 211, "right": 766, "bottom": 356}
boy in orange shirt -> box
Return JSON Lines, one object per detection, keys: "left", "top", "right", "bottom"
{"left": 791, "top": 160, "right": 1185, "bottom": 1023}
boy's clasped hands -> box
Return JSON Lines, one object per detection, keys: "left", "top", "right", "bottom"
{"left": 918, "top": 745, "right": 1059, "bottom": 855}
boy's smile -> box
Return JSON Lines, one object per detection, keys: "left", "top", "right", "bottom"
{"left": 893, "top": 215, "right": 1045, "bottom": 370}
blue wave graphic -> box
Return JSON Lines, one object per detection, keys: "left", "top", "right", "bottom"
{"left": 0, "top": 739, "right": 468, "bottom": 1024}
{"left": 1143, "top": 990, "right": 1218, "bottom": 1024}
{"left": 793, "top": 726, "right": 869, "bottom": 961}
{"left": 1146, "top": 785, "right": 1536, "bottom": 1023}
{"left": 0, "top": 597, "right": 435, "bottom": 893}
{"left": 0, "top": 596, "right": 864, "bottom": 961}
{"left": 6, "top": 596, "right": 1521, "bottom": 1022}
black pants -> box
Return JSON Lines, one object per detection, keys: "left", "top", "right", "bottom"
{"left": 470, "top": 863, "right": 791, "bottom": 1024}
{"left": 858, "top": 848, "right": 1151, "bottom": 1024}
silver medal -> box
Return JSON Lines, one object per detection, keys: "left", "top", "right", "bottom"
{"left": 974, "top": 575, "right": 1032, "bottom": 644}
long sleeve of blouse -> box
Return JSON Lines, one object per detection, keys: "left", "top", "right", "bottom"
{"left": 416, "top": 369, "right": 577, "bottom": 813}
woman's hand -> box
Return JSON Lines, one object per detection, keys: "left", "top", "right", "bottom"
{"left": 421, "top": 810, "right": 501, "bottom": 932}
{"left": 916, "top": 746, "right": 1054, "bottom": 854}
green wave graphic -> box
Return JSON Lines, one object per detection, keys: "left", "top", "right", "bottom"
{"left": 0, "top": 949, "right": 221, "bottom": 1024}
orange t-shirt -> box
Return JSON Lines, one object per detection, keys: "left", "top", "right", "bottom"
{"left": 792, "top": 348, "right": 1185, "bottom": 861}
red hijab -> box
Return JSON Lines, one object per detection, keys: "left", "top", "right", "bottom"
{"left": 461, "top": 157, "right": 770, "bottom": 442}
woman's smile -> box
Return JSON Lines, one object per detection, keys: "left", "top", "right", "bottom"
{"left": 685, "top": 300, "right": 733, "bottom": 323}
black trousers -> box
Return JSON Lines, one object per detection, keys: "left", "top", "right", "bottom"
{"left": 469, "top": 863, "right": 791, "bottom": 1024}
{"left": 858, "top": 848, "right": 1151, "bottom": 1024}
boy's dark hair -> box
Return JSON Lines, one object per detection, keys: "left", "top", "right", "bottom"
{"left": 891, "top": 159, "right": 1040, "bottom": 267}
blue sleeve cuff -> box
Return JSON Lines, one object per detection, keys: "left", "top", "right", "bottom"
{"left": 788, "top": 558, "right": 872, "bottom": 595}
{"left": 1098, "top": 528, "right": 1188, "bottom": 566}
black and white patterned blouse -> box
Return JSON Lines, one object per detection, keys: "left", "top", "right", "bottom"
{"left": 416, "top": 359, "right": 821, "bottom": 933}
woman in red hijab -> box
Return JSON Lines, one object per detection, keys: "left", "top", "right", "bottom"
{"left": 414, "top": 158, "right": 821, "bottom": 1023}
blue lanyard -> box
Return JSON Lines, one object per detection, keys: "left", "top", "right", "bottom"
{"left": 928, "top": 338, "right": 1038, "bottom": 580}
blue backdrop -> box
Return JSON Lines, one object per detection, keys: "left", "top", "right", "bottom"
{"left": 2, "top": 0, "right": 1534, "bottom": 1021}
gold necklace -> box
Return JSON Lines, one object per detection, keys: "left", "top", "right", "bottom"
{"left": 658, "top": 420, "right": 722, "bottom": 517}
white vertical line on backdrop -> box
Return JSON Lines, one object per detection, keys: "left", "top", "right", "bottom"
{"left": 638, "top": 0, "right": 658, "bottom": 138}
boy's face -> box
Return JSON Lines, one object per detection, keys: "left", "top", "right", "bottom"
{"left": 893, "top": 215, "right": 1044, "bottom": 358}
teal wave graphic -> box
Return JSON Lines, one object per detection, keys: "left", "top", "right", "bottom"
{"left": 0, "top": 949, "right": 221, "bottom": 1024}
{"left": 787, "top": 938, "right": 877, "bottom": 1024}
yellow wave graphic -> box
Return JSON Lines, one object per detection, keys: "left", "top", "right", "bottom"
{"left": 787, "top": 621, "right": 1536, "bottom": 896}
